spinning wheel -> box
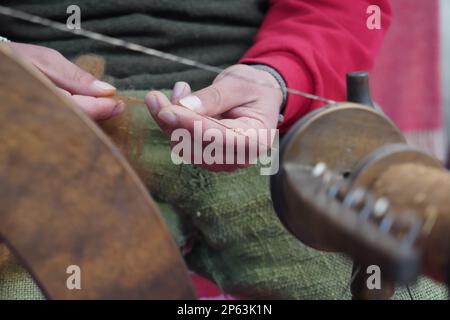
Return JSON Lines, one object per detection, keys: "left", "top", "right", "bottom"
{"left": 0, "top": 45, "right": 195, "bottom": 299}
{"left": 272, "top": 73, "right": 450, "bottom": 299}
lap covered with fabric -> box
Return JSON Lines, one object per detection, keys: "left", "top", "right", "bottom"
{"left": 0, "top": 91, "right": 446, "bottom": 300}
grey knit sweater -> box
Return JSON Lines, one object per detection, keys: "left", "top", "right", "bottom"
{"left": 0, "top": 0, "right": 267, "bottom": 90}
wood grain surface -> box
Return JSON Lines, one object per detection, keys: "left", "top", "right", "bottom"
{"left": 0, "top": 45, "right": 195, "bottom": 299}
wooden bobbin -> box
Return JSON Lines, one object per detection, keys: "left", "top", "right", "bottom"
{"left": 271, "top": 104, "right": 420, "bottom": 300}
{"left": 350, "top": 144, "right": 450, "bottom": 283}
{"left": 272, "top": 103, "right": 406, "bottom": 249}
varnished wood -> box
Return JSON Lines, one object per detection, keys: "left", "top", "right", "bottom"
{"left": 350, "top": 144, "right": 450, "bottom": 283}
{"left": 273, "top": 103, "right": 406, "bottom": 249}
{"left": 273, "top": 104, "right": 450, "bottom": 299}
{"left": 0, "top": 45, "right": 195, "bottom": 299}
{"left": 375, "top": 162, "right": 450, "bottom": 283}
{"left": 280, "top": 103, "right": 406, "bottom": 175}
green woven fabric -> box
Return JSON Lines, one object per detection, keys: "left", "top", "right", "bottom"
{"left": 114, "top": 91, "right": 449, "bottom": 299}
{"left": 0, "top": 91, "right": 447, "bottom": 299}
{"left": 0, "top": 253, "right": 44, "bottom": 300}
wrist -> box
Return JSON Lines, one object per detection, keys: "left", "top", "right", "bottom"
{"left": 248, "top": 64, "right": 287, "bottom": 112}
{"left": 247, "top": 64, "right": 286, "bottom": 124}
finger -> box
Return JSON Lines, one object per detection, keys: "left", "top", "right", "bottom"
{"left": 71, "top": 95, "right": 125, "bottom": 120}
{"left": 158, "top": 103, "right": 266, "bottom": 137}
{"left": 9, "top": 42, "right": 116, "bottom": 97}
{"left": 178, "top": 76, "right": 257, "bottom": 117}
{"left": 35, "top": 50, "right": 116, "bottom": 97}
{"left": 157, "top": 105, "right": 267, "bottom": 159}
{"left": 49, "top": 62, "right": 116, "bottom": 97}
{"left": 145, "top": 90, "right": 174, "bottom": 135}
{"left": 171, "top": 81, "right": 191, "bottom": 104}
{"left": 58, "top": 88, "right": 72, "bottom": 97}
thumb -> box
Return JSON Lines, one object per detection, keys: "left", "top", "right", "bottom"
{"left": 178, "top": 78, "right": 255, "bottom": 117}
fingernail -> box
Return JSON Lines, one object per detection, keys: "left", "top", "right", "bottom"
{"left": 94, "top": 80, "right": 116, "bottom": 92}
{"left": 179, "top": 95, "right": 203, "bottom": 113}
{"left": 158, "top": 110, "right": 178, "bottom": 126}
{"left": 172, "top": 82, "right": 186, "bottom": 101}
{"left": 112, "top": 101, "right": 125, "bottom": 116}
{"left": 146, "top": 95, "right": 161, "bottom": 114}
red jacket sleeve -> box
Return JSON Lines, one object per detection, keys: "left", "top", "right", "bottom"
{"left": 240, "top": 0, "right": 392, "bottom": 131}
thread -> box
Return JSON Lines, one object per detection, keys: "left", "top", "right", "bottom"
{"left": 0, "top": 5, "right": 338, "bottom": 105}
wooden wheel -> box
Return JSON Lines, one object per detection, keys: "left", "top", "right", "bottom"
{"left": 0, "top": 45, "right": 195, "bottom": 299}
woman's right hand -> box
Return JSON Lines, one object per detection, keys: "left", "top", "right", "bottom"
{"left": 8, "top": 42, "right": 124, "bottom": 120}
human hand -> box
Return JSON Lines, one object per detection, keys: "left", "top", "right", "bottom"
{"left": 8, "top": 42, "right": 123, "bottom": 120}
{"left": 145, "top": 64, "right": 283, "bottom": 171}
